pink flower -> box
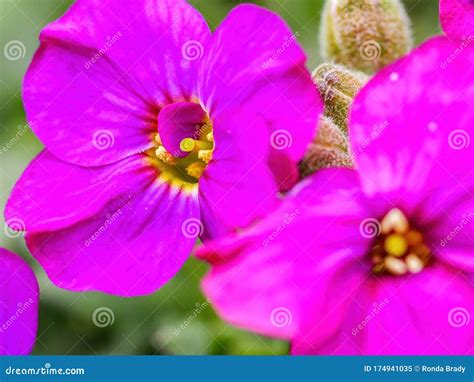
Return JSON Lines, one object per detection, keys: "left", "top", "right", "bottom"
{"left": 0, "top": 248, "right": 39, "bottom": 354}
{"left": 5, "top": 0, "right": 321, "bottom": 296}
{"left": 440, "top": 0, "right": 474, "bottom": 41}
{"left": 197, "top": 37, "right": 474, "bottom": 355}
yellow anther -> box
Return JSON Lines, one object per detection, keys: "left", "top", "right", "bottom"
{"left": 380, "top": 208, "right": 409, "bottom": 235}
{"left": 384, "top": 234, "right": 407, "bottom": 257}
{"left": 406, "top": 253, "right": 424, "bottom": 274}
{"left": 384, "top": 256, "right": 407, "bottom": 276}
{"left": 186, "top": 162, "right": 206, "bottom": 179}
{"left": 180, "top": 138, "right": 195, "bottom": 152}
{"left": 198, "top": 149, "right": 212, "bottom": 164}
{"left": 155, "top": 146, "right": 176, "bottom": 165}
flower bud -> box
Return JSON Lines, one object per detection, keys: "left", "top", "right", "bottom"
{"left": 299, "top": 116, "right": 353, "bottom": 177}
{"left": 320, "top": 0, "right": 412, "bottom": 73}
{"left": 312, "top": 63, "right": 367, "bottom": 132}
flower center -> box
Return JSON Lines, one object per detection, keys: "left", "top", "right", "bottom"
{"left": 146, "top": 102, "right": 214, "bottom": 192}
{"left": 371, "top": 208, "right": 431, "bottom": 276}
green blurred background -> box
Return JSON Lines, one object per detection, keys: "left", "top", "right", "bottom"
{"left": 0, "top": 0, "right": 440, "bottom": 355}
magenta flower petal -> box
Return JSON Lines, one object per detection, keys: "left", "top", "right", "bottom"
{"left": 27, "top": 181, "right": 200, "bottom": 296}
{"left": 370, "top": 263, "right": 473, "bottom": 355}
{"left": 268, "top": 150, "right": 300, "bottom": 192}
{"left": 24, "top": 0, "right": 210, "bottom": 166}
{"left": 294, "top": 262, "right": 473, "bottom": 355}
{"left": 350, "top": 36, "right": 474, "bottom": 217}
{"left": 198, "top": 4, "right": 322, "bottom": 169}
{"left": 195, "top": 3, "right": 324, "bottom": 234}
{"left": 418, "top": 183, "right": 474, "bottom": 272}
{"left": 440, "top": 0, "right": 474, "bottom": 40}
{"left": 198, "top": 161, "right": 278, "bottom": 239}
{"left": 5, "top": 151, "right": 155, "bottom": 232}
{"left": 290, "top": 267, "right": 368, "bottom": 355}
{"left": 0, "top": 248, "right": 39, "bottom": 355}
{"left": 198, "top": 169, "right": 370, "bottom": 338}
{"left": 12, "top": 1, "right": 320, "bottom": 296}
{"left": 198, "top": 36, "right": 474, "bottom": 355}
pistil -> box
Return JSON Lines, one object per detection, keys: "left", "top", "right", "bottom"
{"left": 179, "top": 138, "right": 213, "bottom": 153}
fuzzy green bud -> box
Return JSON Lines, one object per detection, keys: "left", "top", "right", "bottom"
{"left": 299, "top": 115, "right": 353, "bottom": 177}
{"left": 320, "top": 0, "right": 412, "bottom": 73}
{"left": 313, "top": 63, "right": 368, "bottom": 132}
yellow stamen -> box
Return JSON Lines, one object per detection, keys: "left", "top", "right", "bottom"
{"left": 380, "top": 208, "right": 409, "bottom": 235}
{"left": 155, "top": 146, "right": 176, "bottom": 165}
{"left": 198, "top": 149, "right": 212, "bottom": 164}
{"left": 384, "top": 257, "right": 407, "bottom": 275}
{"left": 405, "top": 253, "right": 424, "bottom": 274}
{"left": 206, "top": 131, "right": 214, "bottom": 142}
{"left": 186, "top": 162, "right": 206, "bottom": 179}
{"left": 384, "top": 234, "right": 407, "bottom": 257}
